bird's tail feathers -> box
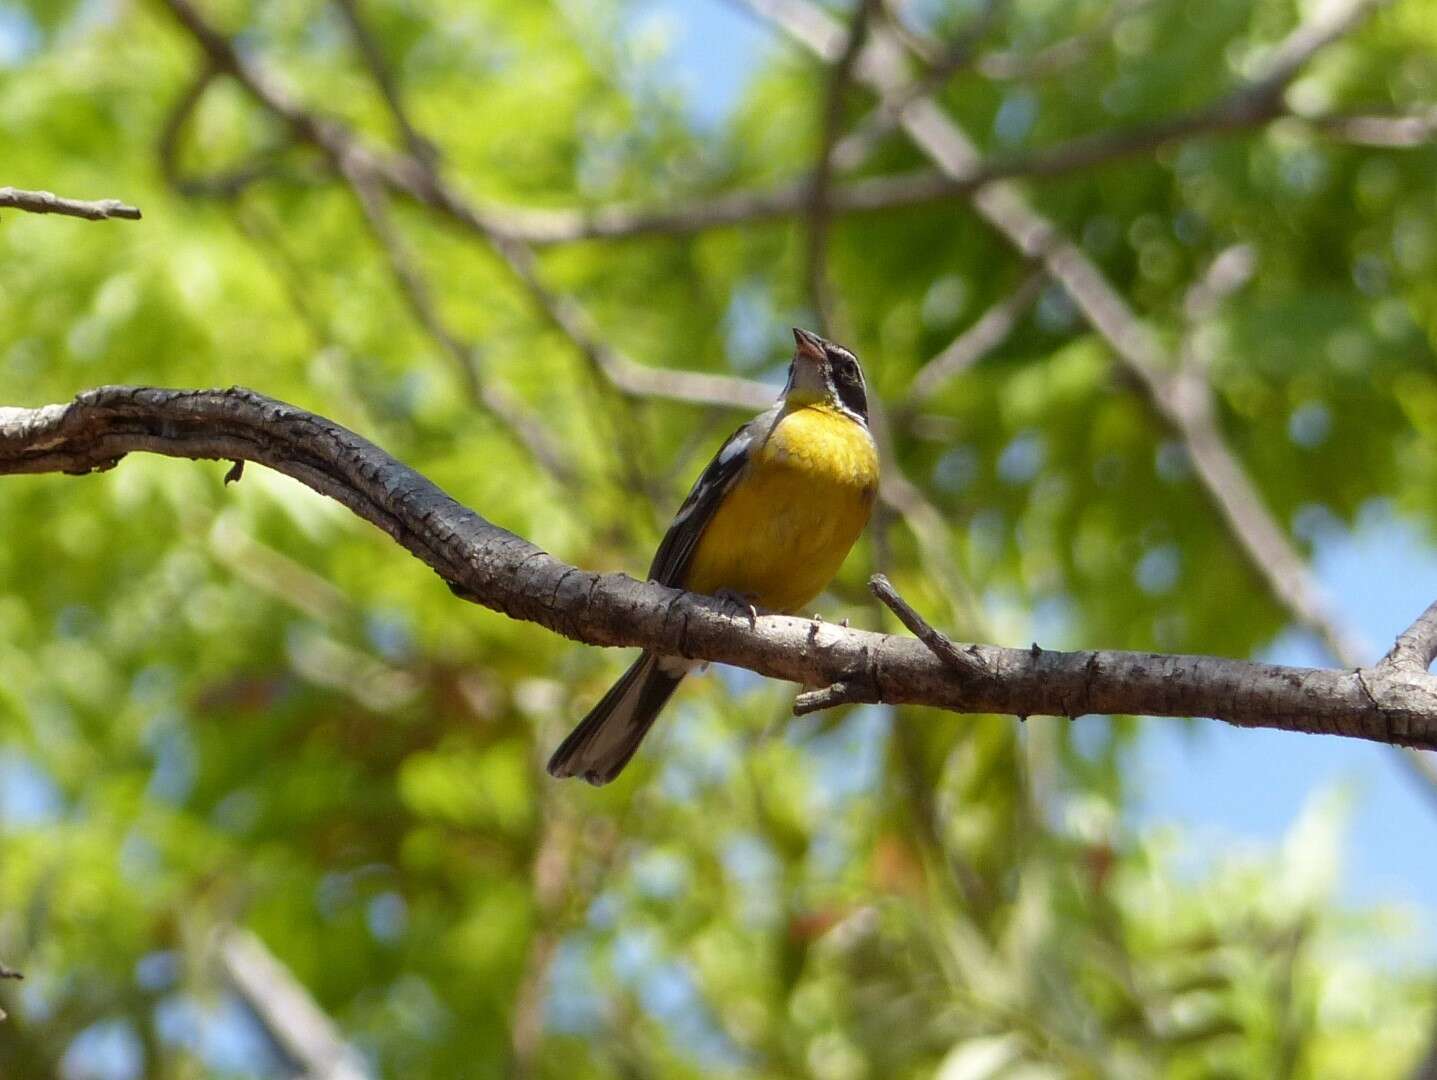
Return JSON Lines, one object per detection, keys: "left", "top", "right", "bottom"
{"left": 547, "top": 653, "right": 683, "bottom": 785}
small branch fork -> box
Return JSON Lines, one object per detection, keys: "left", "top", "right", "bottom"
{"left": 6, "top": 385, "right": 1437, "bottom": 749}
{"left": 1384, "top": 600, "right": 1437, "bottom": 675}
{"left": 0, "top": 187, "right": 142, "bottom": 222}
{"left": 794, "top": 573, "right": 987, "bottom": 713}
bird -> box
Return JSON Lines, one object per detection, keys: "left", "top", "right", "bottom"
{"left": 548, "top": 327, "right": 879, "bottom": 785}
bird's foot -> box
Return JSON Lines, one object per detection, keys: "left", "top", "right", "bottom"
{"left": 715, "top": 588, "right": 760, "bottom": 627}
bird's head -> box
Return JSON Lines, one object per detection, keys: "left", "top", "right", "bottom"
{"left": 785, "top": 327, "right": 869, "bottom": 425}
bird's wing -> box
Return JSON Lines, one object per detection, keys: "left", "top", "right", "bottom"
{"left": 646, "top": 405, "right": 778, "bottom": 587}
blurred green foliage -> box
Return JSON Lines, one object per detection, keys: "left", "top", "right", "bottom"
{"left": 2, "top": 0, "right": 1436, "bottom": 1076}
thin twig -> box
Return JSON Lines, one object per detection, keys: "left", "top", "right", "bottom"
{"left": 1178, "top": 243, "right": 1256, "bottom": 374}
{"left": 157, "top": 61, "right": 294, "bottom": 198}
{"left": 904, "top": 268, "right": 1044, "bottom": 406}
{"left": 832, "top": 0, "right": 1007, "bottom": 172}
{"left": 0, "top": 186, "right": 141, "bottom": 221}
{"left": 339, "top": 162, "right": 577, "bottom": 481}
{"left": 487, "top": 234, "right": 775, "bottom": 410}
{"left": 875, "top": 0, "right": 939, "bottom": 64}
{"left": 870, "top": 574, "right": 987, "bottom": 676}
{"left": 473, "top": 98, "right": 1437, "bottom": 247}
{"left": 806, "top": 0, "right": 877, "bottom": 334}
{"left": 1182, "top": 243, "right": 1257, "bottom": 324}
{"left": 1313, "top": 108, "right": 1437, "bottom": 147}
{"left": 975, "top": 0, "right": 1155, "bottom": 81}
{"left": 485, "top": 169, "right": 983, "bottom": 245}
{"left": 332, "top": 0, "right": 439, "bottom": 166}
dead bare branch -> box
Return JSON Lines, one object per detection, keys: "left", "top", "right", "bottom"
{"left": 0, "top": 186, "right": 141, "bottom": 222}
{"left": 6, "top": 385, "right": 1437, "bottom": 748}
{"left": 1385, "top": 600, "right": 1437, "bottom": 674}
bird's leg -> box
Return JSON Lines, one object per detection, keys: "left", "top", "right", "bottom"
{"left": 714, "top": 587, "right": 760, "bottom": 627}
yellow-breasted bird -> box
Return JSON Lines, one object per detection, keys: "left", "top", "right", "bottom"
{"left": 548, "top": 327, "right": 879, "bottom": 785}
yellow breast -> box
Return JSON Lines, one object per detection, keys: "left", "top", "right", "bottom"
{"left": 684, "top": 404, "right": 878, "bottom": 614}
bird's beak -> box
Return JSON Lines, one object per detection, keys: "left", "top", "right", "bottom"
{"left": 792, "top": 327, "right": 826, "bottom": 363}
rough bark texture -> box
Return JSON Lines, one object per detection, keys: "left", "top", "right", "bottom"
{"left": 4, "top": 385, "right": 1437, "bottom": 748}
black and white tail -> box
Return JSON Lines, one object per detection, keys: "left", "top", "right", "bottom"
{"left": 547, "top": 653, "right": 684, "bottom": 785}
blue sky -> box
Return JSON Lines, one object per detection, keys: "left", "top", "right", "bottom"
{"left": 631, "top": 0, "right": 774, "bottom": 125}
{"left": 1138, "top": 504, "right": 1437, "bottom": 942}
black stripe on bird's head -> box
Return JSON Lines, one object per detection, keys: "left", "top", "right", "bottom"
{"left": 789, "top": 327, "right": 869, "bottom": 425}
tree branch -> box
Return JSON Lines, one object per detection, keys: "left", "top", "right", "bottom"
{"left": 337, "top": 159, "right": 577, "bottom": 482}
{"left": 475, "top": 100, "right": 1437, "bottom": 248}
{"left": 806, "top": 0, "right": 876, "bottom": 334}
{"left": 1314, "top": 108, "right": 1437, "bottom": 147}
{"left": 830, "top": 0, "right": 1004, "bottom": 172}
{"left": 0, "top": 187, "right": 141, "bottom": 222}
{"left": 1384, "top": 600, "right": 1437, "bottom": 674}
{"left": 215, "top": 926, "right": 369, "bottom": 1080}
{"left": 6, "top": 385, "right": 1437, "bottom": 749}
{"left": 331, "top": 0, "right": 439, "bottom": 167}
{"left": 157, "top": 62, "right": 295, "bottom": 199}
{"left": 902, "top": 267, "right": 1044, "bottom": 407}
{"left": 489, "top": 169, "right": 980, "bottom": 245}
{"left": 974, "top": 0, "right": 1154, "bottom": 81}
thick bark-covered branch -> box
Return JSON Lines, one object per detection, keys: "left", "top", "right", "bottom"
{"left": 0, "top": 186, "right": 141, "bottom": 221}
{"left": 5, "top": 385, "right": 1437, "bottom": 749}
